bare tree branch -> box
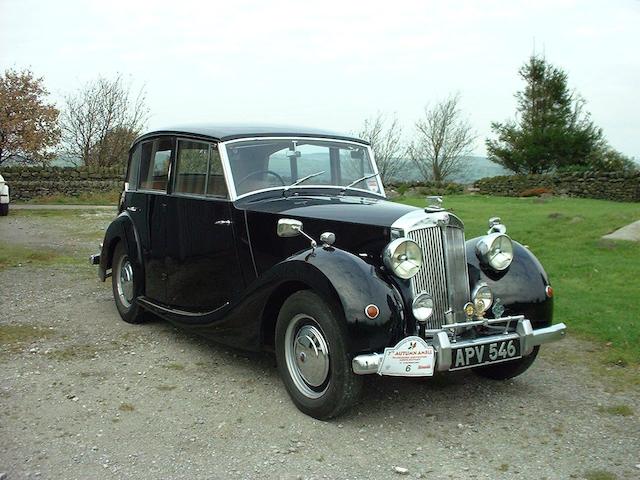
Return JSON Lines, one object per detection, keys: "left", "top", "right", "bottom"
{"left": 59, "top": 75, "right": 149, "bottom": 167}
{"left": 408, "top": 94, "right": 476, "bottom": 183}
{"left": 358, "top": 112, "right": 406, "bottom": 183}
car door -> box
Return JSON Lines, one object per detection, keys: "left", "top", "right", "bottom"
{"left": 165, "top": 139, "right": 243, "bottom": 312}
{"left": 132, "top": 136, "right": 173, "bottom": 304}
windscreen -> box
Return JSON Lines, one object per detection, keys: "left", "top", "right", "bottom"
{"left": 225, "top": 139, "right": 382, "bottom": 196}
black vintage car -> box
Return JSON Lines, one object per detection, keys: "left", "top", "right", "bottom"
{"left": 92, "top": 124, "right": 566, "bottom": 419}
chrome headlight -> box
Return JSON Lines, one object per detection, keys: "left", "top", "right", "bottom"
{"left": 475, "top": 233, "right": 514, "bottom": 271}
{"left": 472, "top": 283, "right": 493, "bottom": 314}
{"left": 412, "top": 292, "right": 434, "bottom": 322}
{"left": 383, "top": 238, "right": 423, "bottom": 279}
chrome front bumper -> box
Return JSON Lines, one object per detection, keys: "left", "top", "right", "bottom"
{"left": 352, "top": 317, "right": 567, "bottom": 375}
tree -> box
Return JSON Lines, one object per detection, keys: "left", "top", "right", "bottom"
{"left": 357, "top": 113, "right": 406, "bottom": 183}
{"left": 0, "top": 69, "right": 60, "bottom": 165}
{"left": 60, "top": 75, "right": 148, "bottom": 167}
{"left": 408, "top": 94, "right": 476, "bottom": 183}
{"left": 486, "top": 55, "right": 604, "bottom": 174}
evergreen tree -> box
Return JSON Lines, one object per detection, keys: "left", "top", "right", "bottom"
{"left": 486, "top": 56, "right": 604, "bottom": 174}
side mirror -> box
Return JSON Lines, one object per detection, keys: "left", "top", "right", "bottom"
{"left": 277, "top": 218, "right": 303, "bottom": 237}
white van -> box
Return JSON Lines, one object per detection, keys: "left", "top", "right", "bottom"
{"left": 0, "top": 173, "right": 9, "bottom": 216}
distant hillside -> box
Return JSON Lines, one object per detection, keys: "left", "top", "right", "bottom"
{"left": 391, "top": 156, "right": 509, "bottom": 184}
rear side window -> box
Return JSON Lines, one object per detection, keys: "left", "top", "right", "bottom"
{"left": 127, "top": 144, "right": 141, "bottom": 190}
{"left": 139, "top": 138, "right": 172, "bottom": 191}
{"left": 175, "top": 140, "right": 209, "bottom": 195}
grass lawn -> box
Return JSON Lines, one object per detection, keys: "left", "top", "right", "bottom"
{"left": 398, "top": 195, "right": 640, "bottom": 366}
{"left": 16, "top": 191, "right": 120, "bottom": 205}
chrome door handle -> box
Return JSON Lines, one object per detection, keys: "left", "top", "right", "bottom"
{"left": 215, "top": 220, "right": 232, "bottom": 225}
{"left": 126, "top": 206, "right": 139, "bottom": 212}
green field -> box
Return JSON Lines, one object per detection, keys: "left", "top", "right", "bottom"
{"left": 398, "top": 195, "right": 640, "bottom": 366}
{"left": 16, "top": 191, "right": 120, "bottom": 205}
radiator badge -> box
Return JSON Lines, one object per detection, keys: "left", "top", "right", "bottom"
{"left": 492, "top": 298, "right": 505, "bottom": 319}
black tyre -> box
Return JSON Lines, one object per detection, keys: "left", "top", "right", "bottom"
{"left": 275, "top": 290, "right": 362, "bottom": 420}
{"left": 0, "top": 203, "right": 8, "bottom": 216}
{"left": 111, "top": 242, "right": 146, "bottom": 324}
{"left": 474, "top": 346, "right": 540, "bottom": 380}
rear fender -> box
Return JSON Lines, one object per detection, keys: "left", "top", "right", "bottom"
{"left": 99, "top": 212, "right": 143, "bottom": 283}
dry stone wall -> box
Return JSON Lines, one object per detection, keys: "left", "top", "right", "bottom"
{"left": 474, "top": 171, "right": 640, "bottom": 202}
{"left": 1, "top": 166, "right": 124, "bottom": 201}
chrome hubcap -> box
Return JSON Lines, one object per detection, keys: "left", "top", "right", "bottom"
{"left": 116, "top": 256, "right": 134, "bottom": 308}
{"left": 285, "top": 315, "right": 330, "bottom": 398}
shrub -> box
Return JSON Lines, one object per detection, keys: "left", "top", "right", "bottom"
{"left": 520, "top": 187, "right": 552, "bottom": 197}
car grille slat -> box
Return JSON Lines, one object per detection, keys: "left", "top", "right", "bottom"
{"left": 443, "top": 227, "right": 470, "bottom": 324}
{"left": 407, "top": 226, "right": 469, "bottom": 329}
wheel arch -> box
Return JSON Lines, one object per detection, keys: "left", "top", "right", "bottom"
{"left": 261, "top": 280, "right": 311, "bottom": 350}
{"left": 99, "top": 212, "right": 143, "bottom": 284}
{"left": 258, "top": 248, "right": 404, "bottom": 355}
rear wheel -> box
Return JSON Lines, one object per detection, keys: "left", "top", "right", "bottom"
{"left": 0, "top": 203, "right": 8, "bottom": 216}
{"left": 275, "top": 291, "right": 362, "bottom": 420}
{"left": 111, "top": 242, "right": 146, "bottom": 324}
{"left": 474, "top": 346, "right": 539, "bottom": 380}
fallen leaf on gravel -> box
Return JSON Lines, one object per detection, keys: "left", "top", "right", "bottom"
{"left": 393, "top": 466, "right": 409, "bottom": 474}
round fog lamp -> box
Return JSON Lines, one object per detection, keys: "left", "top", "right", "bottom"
{"left": 472, "top": 284, "right": 493, "bottom": 314}
{"left": 412, "top": 293, "right": 434, "bottom": 322}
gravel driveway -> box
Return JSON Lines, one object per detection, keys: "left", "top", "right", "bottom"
{"left": 1, "top": 209, "right": 639, "bottom": 479}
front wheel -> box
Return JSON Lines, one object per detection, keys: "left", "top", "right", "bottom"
{"left": 473, "top": 346, "right": 540, "bottom": 380}
{"left": 275, "top": 291, "right": 362, "bottom": 420}
{"left": 111, "top": 242, "right": 146, "bottom": 324}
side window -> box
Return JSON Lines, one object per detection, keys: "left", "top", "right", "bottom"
{"left": 207, "top": 146, "right": 228, "bottom": 197}
{"left": 139, "top": 138, "right": 172, "bottom": 191}
{"left": 126, "top": 144, "right": 141, "bottom": 190}
{"left": 175, "top": 140, "right": 209, "bottom": 195}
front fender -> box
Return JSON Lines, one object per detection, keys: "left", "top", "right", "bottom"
{"left": 99, "top": 212, "right": 143, "bottom": 282}
{"left": 264, "top": 247, "right": 405, "bottom": 356}
{"left": 466, "top": 238, "right": 553, "bottom": 328}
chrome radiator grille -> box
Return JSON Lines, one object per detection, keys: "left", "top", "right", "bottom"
{"left": 407, "top": 226, "right": 470, "bottom": 329}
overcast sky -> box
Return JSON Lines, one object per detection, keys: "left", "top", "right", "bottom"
{"left": 1, "top": 0, "right": 638, "bottom": 157}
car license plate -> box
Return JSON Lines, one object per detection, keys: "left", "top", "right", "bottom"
{"left": 450, "top": 338, "right": 521, "bottom": 370}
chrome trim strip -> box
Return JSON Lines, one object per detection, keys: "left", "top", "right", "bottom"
{"left": 351, "top": 319, "right": 567, "bottom": 375}
{"left": 218, "top": 142, "right": 238, "bottom": 200}
{"left": 137, "top": 296, "right": 230, "bottom": 317}
{"left": 391, "top": 209, "right": 464, "bottom": 233}
{"left": 366, "top": 145, "right": 386, "bottom": 197}
{"left": 232, "top": 185, "right": 386, "bottom": 201}
{"left": 244, "top": 209, "right": 259, "bottom": 277}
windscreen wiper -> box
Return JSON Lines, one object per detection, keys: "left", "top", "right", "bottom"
{"left": 283, "top": 171, "right": 326, "bottom": 195}
{"left": 339, "top": 173, "right": 379, "bottom": 194}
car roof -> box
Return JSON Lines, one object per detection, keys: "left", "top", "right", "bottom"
{"left": 134, "top": 123, "right": 369, "bottom": 145}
